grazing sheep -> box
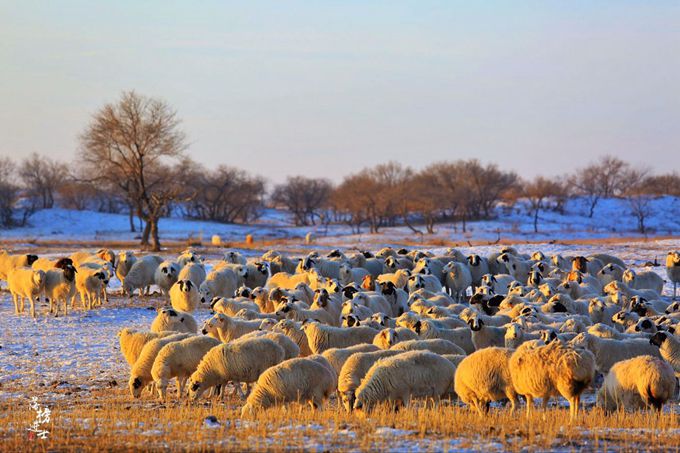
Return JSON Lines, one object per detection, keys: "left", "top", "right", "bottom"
{"left": 622, "top": 269, "right": 664, "bottom": 295}
{"left": 443, "top": 261, "right": 473, "bottom": 301}
{"left": 321, "top": 344, "right": 380, "bottom": 376}
{"left": 509, "top": 341, "right": 596, "bottom": 419}
{"left": 390, "top": 339, "right": 465, "bottom": 355}
{"left": 178, "top": 262, "right": 207, "bottom": 287}
{"left": 123, "top": 255, "right": 163, "bottom": 297}
{"left": 238, "top": 330, "right": 301, "bottom": 359}
{"left": 372, "top": 328, "right": 418, "bottom": 349}
{"left": 202, "top": 313, "right": 261, "bottom": 343}
{"left": 272, "top": 319, "right": 313, "bottom": 356}
{"left": 666, "top": 251, "right": 680, "bottom": 300}
{"left": 454, "top": 347, "right": 519, "bottom": 415}
{"left": 300, "top": 321, "right": 378, "bottom": 354}
{"left": 118, "top": 328, "right": 171, "bottom": 367}
{"left": 597, "top": 355, "right": 677, "bottom": 412}
{"left": 128, "top": 333, "right": 192, "bottom": 398}
{"left": 153, "top": 260, "right": 180, "bottom": 297}
{"left": 353, "top": 351, "right": 456, "bottom": 412}
{"left": 43, "top": 264, "right": 77, "bottom": 316}
{"left": 8, "top": 267, "right": 46, "bottom": 317}
{"left": 337, "top": 349, "right": 403, "bottom": 412}
{"left": 241, "top": 356, "right": 336, "bottom": 414}
{"left": 169, "top": 280, "right": 200, "bottom": 313}
{"left": 151, "top": 335, "right": 222, "bottom": 399}
{"left": 649, "top": 332, "right": 680, "bottom": 374}
{"left": 0, "top": 251, "right": 39, "bottom": 280}
{"left": 569, "top": 332, "right": 660, "bottom": 374}
{"left": 116, "top": 251, "right": 137, "bottom": 283}
{"left": 150, "top": 307, "right": 198, "bottom": 334}
{"left": 188, "top": 337, "right": 285, "bottom": 400}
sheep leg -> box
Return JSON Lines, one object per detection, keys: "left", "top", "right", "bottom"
{"left": 30, "top": 296, "right": 36, "bottom": 318}
{"left": 12, "top": 294, "right": 19, "bottom": 314}
{"left": 525, "top": 396, "right": 533, "bottom": 418}
{"left": 63, "top": 297, "right": 68, "bottom": 316}
{"left": 569, "top": 395, "right": 580, "bottom": 421}
{"left": 177, "top": 377, "right": 186, "bottom": 399}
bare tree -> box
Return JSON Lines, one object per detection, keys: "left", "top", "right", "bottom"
{"left": 623, "top": 168, "right": 653, "bottom": 234}
{"left": 19, "top": 153, "right": 68, "bottom": 209}
{"left": 79, "top": 91, "right": 187, "bottom": 251}
{"left": 0, "top": 158, "right": 19, "bottom": 227}
{"left": 523, "top": 176, "right": 564, "bottom": 233}
{"left": 571, "top": 155, "right": 630, "bottom": 217}
{"left": 271, "top": 176, "right": 333, "bottom": 226}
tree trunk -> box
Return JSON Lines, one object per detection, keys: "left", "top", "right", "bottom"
{"left": 129, "top": 207, "right": 136, "bottom": 232}
{"left": 533, "top": 208, "right": 539, "bottom": 233}
{"left": 588, "top": 198, "right": 598, "bottom": 218}
{"left": 150, "top": 217, "right": 161, "bottom": 251}
{"left": 140, "top": 221, "right": 151, "bottom": 246}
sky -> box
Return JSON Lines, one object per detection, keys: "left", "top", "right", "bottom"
{"left": 1, "top": 1, "right": 679, "bottom": 184}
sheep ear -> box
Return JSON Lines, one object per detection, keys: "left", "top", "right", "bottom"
{"left": 414, "top": 320, "right": 421, "bottom": 334}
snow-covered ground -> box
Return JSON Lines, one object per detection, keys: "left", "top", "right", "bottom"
{"left": 1, "top": 196, "right": 679, "bottom": 244}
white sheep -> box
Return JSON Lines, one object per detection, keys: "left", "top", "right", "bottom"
{"left": 443, "top": 261, "right": 472, "bottom": 301}
{"left": 412, "top": 319, "right": 475, "bottom": 354}
{"left": 237, "top": 330, "right": 301, "bottom": 359}
{"left": 300, "top": 321, "right": 378, "bottom": 354}
{"left": 177, "top": 249, "right": 202, "bottom": 267}
{"left": 666, "top": 251, "right": 680, "bottom": 300}
{"left": 43, "top": 264, "right": 77, "bottom": 316}
{"left": 466, "top": 255, "right": 490, "bottom": 289}
{"left": 267, "top": 271, "right": 311, "bottom": 290}
{"left": 276, "top": 300, "right": 338, "bottom": 326}
{"left": 187, "top": 337, "right": 285, "bottom": 400}
{"left": 178, "top": 262, "right": 207, "bottom": 287}
{"left": 223, "top": 250, "right": 247, "bottom": 265}
{"left": 376, "top": 269, "right": 411, "bottom": 290}
{"left": 8, "top": 267, "right": 46, "bottom": 318}
{"left": 569, "top": 332, "right": 661, "bottom": 374}
{"left": 338, "top": 263, "right": 370, "bottom": 286}
{"left": 210, "top": 297, "right": 259, "bottom": 316}
{"left": 597, "top": 355, "right": 677, "bottom": 412}
{"left": 321, "top": 344, "right": 380, "bottom": 376}
{"left": 337, "top": 349, "right": 403, "bottom": 412}
{"left": 272, "top": 319, "right": 313, "bottom": 356}
{"left": 244, "top": 262, "right": 270, "bottom": 289}
{"left": 467, "top": 314, "right": 507, "bottom": 350}
{"left": 406, "top": 274, "right": 442, "bottom": 294}
{"left": 74, "top": 266, "right": 108, "bottom": 310}
{"left": 454, "top": 347, "right": 519, "bottom": 415}
{"left": 0, "top": 251, "right": 38, "bottom": 280}
{"left": 649, "top": 331, "right": 680, "bottom": 374}
{"left": 123, "top": 255, "right": 163, "bottom": 297}
{"left": 353, "top": 350, "right": 455, "bottom": 412}
{"left": 118, "top": 328, "right": 171, "bottom": 367}
{"left": 128, "top": 333, "right": 192, "bottom": 398}
{"left": 150, "top": 307, "right": 198, "bottom": 334}
{"left": 151, "top": 335, "right": 222, "bottom": 399}
{"left": 621, "top": 269, "right": 664, "bottom": 296}
{"left": 201, "top": 313, "right": 261, "bottom": 342}
{"left": 241, "top": 356, "right": 336, "bottom": 414}
{"left": 372, "top": 328, "right": 418, "bottom": 349}
{"left": 390, "top": 338, "right": 465, "bottom": 355}
{"left": 116, "top": 251, "right": 137, "bottom": 282}
{"left": 509, "top": 341, "right": 596, "bottom": 419}
{"left": 153, "top": 260, "right": 180, "bottom": 297}
{"left": 168, "top": 280, "right": 200, "bottom": 313}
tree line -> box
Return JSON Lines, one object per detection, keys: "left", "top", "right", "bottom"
{"left": 1, "top": 91, "right": 678, "bottom": 249}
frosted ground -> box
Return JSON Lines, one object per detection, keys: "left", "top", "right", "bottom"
{"left": 2, "top": 238, "right": 680, "bottom": 450}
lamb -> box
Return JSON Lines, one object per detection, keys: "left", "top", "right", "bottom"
{"left": 201, "top": 313, "right": 261, "bottom": 343}
{"left": 150, "top": 307, "right": 198, "bottom": 334}
{"left": 123, "top": 255, "right": 163, "bottom": 297}
{"left": 169, "top": 280, "right": 200, "bottom": 313}
{"left": 118, "top": 328, "right": 171, "bottom": 367}
{"left": 188, "top": 337, "right": 285, "bottom": 400}
{"left": 454, "top": 347, "right": 519, "bottom": 415}
{"left": 390, "top": 339, "right": 465, "bottom": 355}
{"left": 569, "top": 332, "right": 661, "bottom": 374}
{"left": 241, "top": 356, "right": 337, "bottom": 414}
{"left": 128, "top": 333, "right": 192, "bottom": 398}
{"left": 238, "top": 330, "right": 301, "bottom": 359}
{"left": 151, "top": 335, "right": 222, "bottom": 399}
{"left": 116, "top": 251, "right": 137, "bottom": 283}
{"left": 178, "top": 262, "right": 207, "bottom": 287}
{"left": 43, "top": 264, "right": 77, "bottom": 316}
{"left": 649, "top": 332, "right": 680, "bottom": 374}
{"left": 597, "top": 355, "right": 677, "bottom": 412}
{"left": 666, "top": 251, "right": 680, "bottom": 300}
{"left": 443, "top": 261, "right": 472, "bottom": 301}
{"left": 412, "top": 319, "right": 475, "bottom": 354}
{"left": 509, "top": 341, "right": 596, "bottom": 419}
{"left": 8, "top": 267, "right": 46, "bottom": 317}
{"left": 622, "top": 269, "right": 665, "bottom": 296}
{"left": 337, "top": 349, "right": 403, "bottom": 412}
{"left": 272, "top": 319, "right": 313, "bottom": 356}
{"left": 372, "top": 328, "right": 418, "bottom": 349}
{"left": 467, "top": 315, "right": 507, "bottom": 350}
{"left": 0, "top": 251, "right": 39, "bottom": 280}
{"left": 353, "top": 351, "right": 456, "bottom": 412}
{"left": 153, "top": 260, "right": 180, "bottom": 297}
{"left": 74, "top": 266, "right": 108, "bottom": 309}
{"left": 300, "top": 321, "right": 378, "bottom": 354}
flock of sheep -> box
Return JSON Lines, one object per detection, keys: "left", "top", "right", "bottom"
{"left": 3, "top": 246, "right": 680, "bottom": 418}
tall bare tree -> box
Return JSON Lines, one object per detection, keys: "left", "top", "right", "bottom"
{"left": 571, "top": 155, "right": 630, "bottom": 217}
{"left": 272, "top": 176, "right": 333, "bottom": 226}
{"left": 524, "top": 176, "right": 564, "bottom": 233}
{"left": 79, "top": 91, "right": 187, "bottom": 250}
{"left": 19, "top": 153, "right": 68, "bottom": 209}
{"left": 0, "top": 158, "right": 19, "bottom": 227}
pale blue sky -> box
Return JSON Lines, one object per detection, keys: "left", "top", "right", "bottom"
{"left": 1, "top": 1, "right": 679, "bottom": 183}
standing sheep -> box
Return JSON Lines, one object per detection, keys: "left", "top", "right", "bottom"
{"left": 241, "top": 357, "right": 336, "bottom": 415}
{"left": 116, "top": 251, "right": 137, "bottom": 283}
{"left": 454, "top": 347, "right": 519, "bottom": 416}
{"left": 169, "top": 280, "right": 200, "bottom": 313}
{"left": 272, "top": 319, "right": 313, "bottom": 356}
{"left": 301, "top": 322, "right": 378, "bottom": 354}
{"left": 150, "top": 307, "right": 198, "bottom": 334}
{"left": 649, "top": 332, "right": 680, "bottom": 374}
{"left": 443, "top": 261, "right": 472, "bottom": 301}
{"left": 597, "top": 355, "right": 677, "bottom": 412}
{"left": 128, "top": 333, "right": 193, "bottom": 398}
{"left": 123, "top": 255, "right": 163, "bottom": 297}
{"left": 569, "top": 332, "right": 660, "bottom": 374}
{"left": 118, "top": 328, "right": 172, "bottom": 367}
{"left": 666, "top": 251, "right": 680, "bottom": 300}
{"left": 201, "top": 313, "right": 261, "bottom": 342}
{"left": 178, "top": 262, "right": 207, "bottom": 287}
{"left": 153, "top": 260, "right": 180, "bottom": 297}
{"left": 353, "top": 351, "right": 456, "bottom": 412}
{"left": 8, "top": 267, "right": 46, "bottom": 318}
{"left": 0, "top": 251, "right": 39, "bottom": 280}
{"left": 188, "top": 337, "right": 285, "bottom": 400}
{"left": 43, "top": 264, "right": 77, "bottom": 316}
{"left": 321, "top": 344, "right": 380, "bottom": 376}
